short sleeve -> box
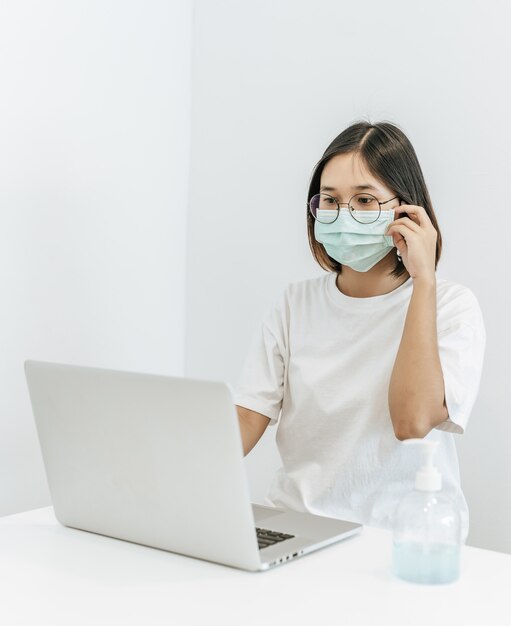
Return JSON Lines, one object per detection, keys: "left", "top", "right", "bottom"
{"left": 231, "top": 290, "right": 288, "bottom": 427}
{"left": 435, "top": 291, "right": 486, "bottom": 434}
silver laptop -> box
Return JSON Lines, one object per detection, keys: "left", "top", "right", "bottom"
{"left": 24, "top": 359, "right": 363, "bottom": 571}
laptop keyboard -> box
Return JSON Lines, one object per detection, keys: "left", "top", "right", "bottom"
{"left": 256, "top": 527, "right": 295, "bottom": 550}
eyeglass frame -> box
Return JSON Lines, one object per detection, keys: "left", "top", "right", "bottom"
{"left": 308, "top": 192, "right": 401, "bottom": 224}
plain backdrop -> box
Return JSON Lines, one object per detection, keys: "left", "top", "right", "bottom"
{"left": 185, "top": 0, "right": 510, "bottom": 554}
{"left": 0, "top": 0, "right": 192, "bottom": 515}
{"left": 2, "top": 0, "right": 510, "bottom": 555}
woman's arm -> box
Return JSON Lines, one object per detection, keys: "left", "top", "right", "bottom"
{"left": 388, "top": 276, "right": 448, "bottom": 440}
{"left": 385, "top": 202, "right": 447, "bottom": 440}
{"left": 236, "top": 405, "right": 271, "bottom": 456}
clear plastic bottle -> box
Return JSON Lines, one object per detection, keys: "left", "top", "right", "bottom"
{"left": 392, "top": 438, "right": 461, "bottom": 584}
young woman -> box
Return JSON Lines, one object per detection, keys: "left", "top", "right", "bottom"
{"left": 233, "top": 120, "right": 486, "bottom": 544}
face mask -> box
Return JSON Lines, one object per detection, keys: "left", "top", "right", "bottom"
{"left": 314, "top": 208, "right": 396, "bottom": 272}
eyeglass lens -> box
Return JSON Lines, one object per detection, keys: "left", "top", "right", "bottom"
{"left": 309, "top": 193, "right": 382, "bottom": 224}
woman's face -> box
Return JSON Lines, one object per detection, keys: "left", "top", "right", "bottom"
{"left": 319, "top": 152, "right": 400, "bottom": 210}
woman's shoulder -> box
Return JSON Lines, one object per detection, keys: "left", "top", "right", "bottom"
{"left": 265, "top": 274, "right": 329, "bottom": 319}
{"left": 435, "top": 276, "right": 484, "bottom": 330}
{"left": 282, "top": 273, "right": 330, "bottom": 301}
{"left": 436, "top": 276, "right": 480, "bottom": 304}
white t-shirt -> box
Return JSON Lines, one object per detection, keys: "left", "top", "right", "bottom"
{"left": 232, "top": 272, "right": 486, "bottom": 544}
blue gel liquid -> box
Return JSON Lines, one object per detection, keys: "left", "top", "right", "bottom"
{"left": 392, "top": 541, "right": 460, "bottom": 584}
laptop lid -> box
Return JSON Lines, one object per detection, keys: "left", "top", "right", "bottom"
{"left": 24, "top": 359, "right": 262, "bottom": 571}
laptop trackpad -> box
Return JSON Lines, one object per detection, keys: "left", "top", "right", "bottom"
{"left": 252, "top": 504, "right": 285, "bottom": 523}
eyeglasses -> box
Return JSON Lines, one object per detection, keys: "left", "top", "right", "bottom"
{"left": 309, "top": 192, "right": 400, "bottom": 224}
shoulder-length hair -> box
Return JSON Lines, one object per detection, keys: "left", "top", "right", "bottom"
{"left": 306, "top": 120, "right": 442, "bottom": 279}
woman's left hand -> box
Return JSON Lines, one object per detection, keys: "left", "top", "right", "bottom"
{"left": 385, "top": 204, "right": 437, "bottom": 281}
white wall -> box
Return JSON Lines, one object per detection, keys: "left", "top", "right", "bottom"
{"left": 186, "top": 0, "right": 511, "bottom": 553}
{"left": 0, "top": 0, "right": 192, "bottom": 517}
{"left": 3, "top": 0, "right": 509, "bottom": 555}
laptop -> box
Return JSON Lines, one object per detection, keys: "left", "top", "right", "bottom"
{"left": 24, "top": 359, "right": 363, "bottom": 571}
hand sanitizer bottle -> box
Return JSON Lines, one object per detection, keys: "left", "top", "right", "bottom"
{"left": 392, "top": 438, "right": 461, "bottom": 584}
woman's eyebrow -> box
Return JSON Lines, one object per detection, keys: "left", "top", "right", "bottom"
{"left": 320, "top": 184, "right": 378, "bottom": 192}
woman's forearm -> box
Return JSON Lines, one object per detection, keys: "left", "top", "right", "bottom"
{"left": 388, "top": 276, "right": 448, "bottom": 440}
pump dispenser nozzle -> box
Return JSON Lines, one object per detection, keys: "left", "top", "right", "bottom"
{"left": 403, "top": 438, "right": 442, "bottom": 492}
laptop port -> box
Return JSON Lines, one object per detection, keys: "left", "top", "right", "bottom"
{"left": 292, "top": 552, "right": 298, "bottom": 557}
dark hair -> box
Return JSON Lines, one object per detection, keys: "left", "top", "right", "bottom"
{"left": 306, "top": 119, "right": 442, "bottom": 279}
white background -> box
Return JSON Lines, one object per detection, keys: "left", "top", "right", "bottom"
{"left": 0, "top": 0, "right": 191, "bottom": 515}
{"left": 1, "top": 0, "right": 509, "bottom": 554}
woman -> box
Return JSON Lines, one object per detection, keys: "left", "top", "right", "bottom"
{"left": 233, "top": 120, "right": 486, "bottom": 544}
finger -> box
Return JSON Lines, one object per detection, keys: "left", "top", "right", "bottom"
{"left": 387, "top": 216, "right": 421, "bottom": 233}
{"left": 391, "top": 232, "right": 407, "bottom": 256}
{"left": 394, "top": 204, "right": 430, "bottom": 229}
{"left": 392, "top": 205, "right": 419, "bottom": 226}
{"left": 393, "top": 233, "right": 406, "bottom": 247}
{"left": 386, "top": 223, "right": 417, "bottom": 241}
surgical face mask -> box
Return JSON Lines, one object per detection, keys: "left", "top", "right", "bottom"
{"left": 314, "top": 208, "right": 396, "bottom": 272}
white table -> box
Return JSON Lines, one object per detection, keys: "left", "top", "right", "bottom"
{"left": 0, "top": 506, "right": 510, "bottom": 626}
